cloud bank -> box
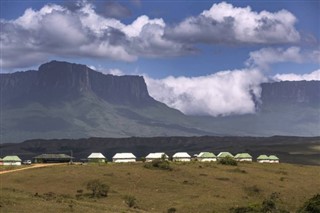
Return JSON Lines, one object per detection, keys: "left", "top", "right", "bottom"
{"left": 145, "top": 69, "right": 266, "bottom": 116}
{"left": 246, "top": 47, "right": 320, "bottom": 69}
{"left": 273, "top": 70, "right": 320, "bottom": 81}
{"left": 1, "top": 1, "right": 300, "bottom": 69}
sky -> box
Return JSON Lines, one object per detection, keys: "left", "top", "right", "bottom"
{"left": 1, "top": 0, "right": 319, "bottom": 116}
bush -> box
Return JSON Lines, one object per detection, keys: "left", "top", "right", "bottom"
{"left": 86, "top": 179, "right": 109, "bottom": 198}
{"left": 245, "top": 185, "right": 261, "bottom": 196}
{"left": 298, "top": 194, "right": 320, "bottom": 213}
{"left": 140, "top": 157, "right": 146, "bottom": 162}
{"left": 219, "top": 156, "right": 237, "bottom": 166}
{"left": 167, "top": 207, "right": 177, "bottom": 213}
{"left": 144, "top": 159, "right": 172, "bottom": 171}
{"left": 124, "top": 195, "right": 137, "bottom": 208}
{"left": 230, "top": 193, "right": 289, "bottom": 213}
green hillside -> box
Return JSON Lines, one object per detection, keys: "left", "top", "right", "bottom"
{"left": 2, "top": 94, "right": 207, "bottom": 143}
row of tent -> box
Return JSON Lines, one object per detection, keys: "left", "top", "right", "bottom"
{"left": 87, "top": 151, "right": 280, "bottom": 163}
{"left": 0, "top": 152, "right": 280, "bottom": 166}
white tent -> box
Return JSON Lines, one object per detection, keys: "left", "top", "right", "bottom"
{"left": 197, "top": 152, "right": 217, "bottom": 162}
{"left": 112, "top": 153, "right": 136, "bottom": 163}
{"left": 145, "top": 152, "right": 169, "bottom": 162}
{"left": 172, "top": 152, "right": 191, "bottom": 162}
{"left": 87, "top": 153, "right": 106, "bottom": 163}
{"left": 3, "top": 156, "right": 22, "bottom": 166}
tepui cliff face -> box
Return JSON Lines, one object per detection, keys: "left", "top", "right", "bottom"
{"left": 1, "top": 60, "right": 154, "bottom": 107}
{"left": 261, "top": 81, "right": 320, "bottom": 105}
{"left": 1, "top": 60, "right": 319, "bottom": 143}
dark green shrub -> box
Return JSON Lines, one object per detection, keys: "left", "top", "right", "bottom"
{"left": 230, "top": 206, "right": 258, "bottom": 213}
{"left": 140, "top": 157, "right": 146, "bottom": 162}
{"left": 229, "top": 168, "right": 247, "bottom": 174}
{"left": 167, "top": 207, "right": 177, "bottom": 213}
{"left": 230, "top": 193, "right": 289, "bottom": 213}
{"left": 86, "top": 179, "right": 109, "bottom": 198}
{"left": 245, "top": 185, "right": 261, "bottom": 196}
{"left": 219, "top": 156, "right": 237, "bottom": 166}
{"left": 124, "top": 195, "right": 137, "bottom": 208}
{"left": 298, "top": 194, "right": 320, "bottom": 213}
{"left": 144, "top": 159, "right": 172, "bottom": 171}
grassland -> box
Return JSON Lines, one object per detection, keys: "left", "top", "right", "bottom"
{"left": 1, "top": 162, "right": 319, "bottom": 213}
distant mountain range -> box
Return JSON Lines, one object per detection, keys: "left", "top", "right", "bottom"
{"left": 1, "top": 61, "right": 319, "bottom": 143}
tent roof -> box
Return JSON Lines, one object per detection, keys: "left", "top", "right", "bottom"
{"left": 173, "top": 152, "right": 191, "bottom": 158}
{"left": 146, "top": 153, "right": 168, "bottom": 158}
{"left": 88, "top": 153, "right": 106, "bottom": 159}
{"left": 198, "top": 152, "right": 216, "bottom": 158}
{"left": 217, "top": 152, "right": 234, "bottom": 158}
{"left": 33, "top": 154, "right": 73, "bottom": 159}
{"left": 269, "top": 155, "right": 279, "bottom": 160}
{"left": 113, "top": 153, "right": 136, "bottom": 159}
{"left": 257, "top": 155, "right": 269, "bottom": 160}
{"left": 3, "top": 155, "right": 21, "bottom": 162}
{"left": 234, "top": 153, "right": 252, "bottom": 159}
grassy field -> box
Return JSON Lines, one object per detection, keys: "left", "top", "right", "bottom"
{"left": 1, "top": 162, "right": 319, "bottom": 212}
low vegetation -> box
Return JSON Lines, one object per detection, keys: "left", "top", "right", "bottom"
{"left": 143, "top": 159, "right": 172, "bottom": 171}
{"left": 0, "top": 162, "right": 319, "bottom": 212}
{"left": 218, "top": 156, "right": 238, "bottom": 166}
{"left": 86, "top": 179, "right": 109, "bottom": 198}
{"left": 230, "top": 192, "right": 289, "bottom": 213}
{"left": 298, "top": 194, "right": 320, "bottom": 213}
{"left": 123, "top": 195, "right": 137, "bottom": 208}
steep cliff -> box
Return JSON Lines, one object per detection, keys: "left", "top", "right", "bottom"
{"left": 1, "top": 61, "right": 155, "bottom": 107}
{"left": 1, "top": 61, "right": 319, "bottom": 143}
{"left": 261, "top": 81, "right": 320, "bottom": 105}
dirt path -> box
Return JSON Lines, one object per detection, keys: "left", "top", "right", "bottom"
{"left": 0, "top": 163, "right": 65, "bottom": 175}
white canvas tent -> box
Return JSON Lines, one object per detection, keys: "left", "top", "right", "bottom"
{"left": 197, "top": 152, "right": 217, "bottom": 162}
{"left": 172, "top": 152, "right": 191, "bottom": 162}
{"left": 3, "top": 156, "right": 22, "bottom": 166}
{"left": 87, "top": 153, "right": 106, "bottom": 163}
{"left": 112, "top": 153, "right": 136, "bottom": 163}
{"left": 145, "top": 152, "right": 169, "bottom": 162}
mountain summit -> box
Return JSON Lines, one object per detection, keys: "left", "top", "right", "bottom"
{"left": 1, "top": 61, "right": 209, "bottom": 142}
{"left": 1, "top": 61, "right": 319, "bottom": 143}
{"left": 2, "top": 61, "right": 154, "bottom": 107}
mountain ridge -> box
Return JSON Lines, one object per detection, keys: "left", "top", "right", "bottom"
{"left": 1, "top": 60, "right": 319, "bottom": 143}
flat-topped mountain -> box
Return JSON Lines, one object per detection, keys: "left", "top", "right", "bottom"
{"left": 1, "top": 61, "right": 154, "bottom": 106}
{"left": 1, "top": 61, "right": 319, "bottom": 143}
{"left": 261, "top": 81, "right": 320, "bottom": 105}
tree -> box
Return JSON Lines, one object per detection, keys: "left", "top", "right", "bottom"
{"left": 86, "top": 179, "right": 109, "bottom": 198}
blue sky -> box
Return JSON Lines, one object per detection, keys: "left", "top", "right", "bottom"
{"left": 0, "top": 0, "right": 319, "bottom": 116}
{"left": 1, "top": 0, "right": 319, "bottom": 78}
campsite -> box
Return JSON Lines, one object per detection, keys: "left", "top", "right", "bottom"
{"left": 1, "top": 159, "right": 319, "bottom": 213}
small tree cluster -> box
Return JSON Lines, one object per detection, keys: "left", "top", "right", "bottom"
{"left": 86, "top": 179, "right": 109, "bottom": 198}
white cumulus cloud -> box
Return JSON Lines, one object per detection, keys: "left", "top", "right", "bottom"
{"left": 273, "top": 70, "right": 320, "bottom": 81}
{"left": 1, "top": 1, "right": 302, "bottom": 70}
{"left": 145, "top": 69, "right": 266, "bottom": 116}
{"left": 166, "top": 2, "right": 300, "bottom": 44}
{"left": 0, "top": 2, "right": 191, "bottom": 69}
{"left": 246, "top": 47, "right": 320, "bottom": 69}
